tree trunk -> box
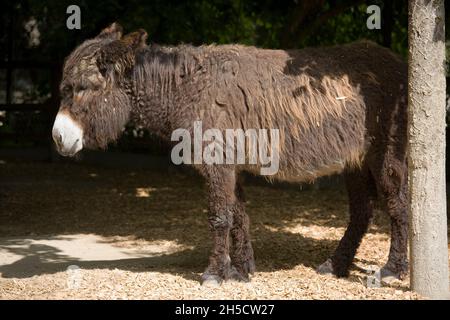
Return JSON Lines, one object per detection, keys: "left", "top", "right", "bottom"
{"left": 408, "top": 0, "right": 449, "bottom": 299}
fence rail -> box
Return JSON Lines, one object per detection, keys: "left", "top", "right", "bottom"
{"left": 0, "top": 102, "right": 51, "bottom": 112}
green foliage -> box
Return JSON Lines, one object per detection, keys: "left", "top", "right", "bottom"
{"left": 1, "top": 0, "right": 413, "bottom": 59}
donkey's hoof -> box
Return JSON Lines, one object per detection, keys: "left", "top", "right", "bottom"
{"left": 317, "top": 258, "right": 334, "bottom": 275}
{"left": 228, "top": 265, "right": 250, "bottom": 283}
{"left": 246, "top": 259, "right": 256, "bottom": 275}
{"left": 201, "top": 274, "right": 222, "bottom": 287}
{"left": 235, "top": 259, "right": 255, "bottom": 275}
{"left": 380, "top": 266, "right": 406, "bottom": 284}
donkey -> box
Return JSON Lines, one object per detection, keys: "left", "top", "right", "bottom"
{"left": 52, "top": 23, "right": 408, "bottom": 285}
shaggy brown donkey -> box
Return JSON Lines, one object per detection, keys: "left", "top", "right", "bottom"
{"left": 52, "top": 23, "right": 408, "bottom": 285}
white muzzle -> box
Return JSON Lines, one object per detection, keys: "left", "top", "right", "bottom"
{"left": 52, "top": 112, "right": 83, "bottom": 156}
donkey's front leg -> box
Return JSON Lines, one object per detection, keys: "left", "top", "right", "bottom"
{"left": 201, "top": 166, "right": 236, "bottom": 285}
{"left": 230, "top": 182, "right": 255, "bottom": 281}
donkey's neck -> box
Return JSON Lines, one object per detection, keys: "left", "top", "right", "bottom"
{"left": 128, "top": 44, "right": 201, "bottom": 139}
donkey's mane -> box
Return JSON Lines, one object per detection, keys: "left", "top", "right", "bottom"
{"left": 133, "top": 44, "right": 202, "bottom": 106}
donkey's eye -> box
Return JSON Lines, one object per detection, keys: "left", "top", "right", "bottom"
{"left": 76, "top": 84, "right": 88, "bottom": 92}
{"left": 61, "top": 86, "right": 73, "bottom": 97}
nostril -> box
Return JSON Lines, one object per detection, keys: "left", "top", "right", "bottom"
{"left": 52, "top": 130, "right": 63, "bottom": 147}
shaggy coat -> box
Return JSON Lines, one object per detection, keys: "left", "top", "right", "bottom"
{"left": 55, "top": 24, "right": 408, "bottom": 283}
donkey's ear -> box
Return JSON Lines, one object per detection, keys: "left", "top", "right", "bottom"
{"left": 97, "top": 22, "right": 123, "bottom": 40}
{"left": 96, "top": 29, "right": 147, "bottom": 77}
{"left": 121, "top": 29, "right": 148, "bottom": 51}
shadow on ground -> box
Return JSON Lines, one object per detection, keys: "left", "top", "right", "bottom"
{"left": 0, "top": 160, "right": 390, "bottom": 281}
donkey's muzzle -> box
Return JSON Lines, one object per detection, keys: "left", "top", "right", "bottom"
{"left": 52, "top": 111, "right": 83, "bottom": 156}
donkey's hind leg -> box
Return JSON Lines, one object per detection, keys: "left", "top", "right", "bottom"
{"left": 229, "top": 182, "right": 255, "bottom": 281}
{"left": 370, "top": 157, "right": 408, "bottom": 281}
{"left": 317, "top": 169, "right": 375, "bottom": 277}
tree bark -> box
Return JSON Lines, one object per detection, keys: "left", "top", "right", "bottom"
{"left": 408, "top": 0, "right": 449, "bottom": 299}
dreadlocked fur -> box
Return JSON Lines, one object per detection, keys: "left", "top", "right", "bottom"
{"left": 131, "top": 43, "right": 375, "bottom": 182}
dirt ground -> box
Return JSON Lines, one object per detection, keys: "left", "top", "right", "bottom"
{"left": 0, "top": 159, "right": 447, "bottom": 300}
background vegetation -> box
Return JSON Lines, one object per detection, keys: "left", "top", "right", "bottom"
{"left": 0, "top": 0, "right": 447, "bottom": 152}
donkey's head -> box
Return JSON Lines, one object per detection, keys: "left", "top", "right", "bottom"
{"left": 52, "top": 23, "right": 147, "bottom": 156}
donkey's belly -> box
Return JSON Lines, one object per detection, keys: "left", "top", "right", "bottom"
{"left": 277, "top": 161, "right": 346, "bottom": 183}
{"left": 239, "top": 158, "right": 347, "bottom": 184}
